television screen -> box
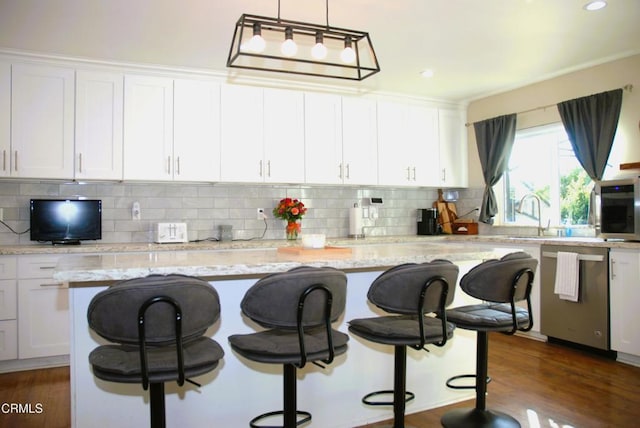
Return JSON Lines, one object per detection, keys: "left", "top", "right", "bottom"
{"left": 30, "top": 199, "right": 102, "bottom": 244}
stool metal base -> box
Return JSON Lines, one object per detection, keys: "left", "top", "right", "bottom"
{"left": 249, "top": 410, "right": 311, "bottom": 428}
{"left": 441, "top": 408, "right": 521, "bottom": 428}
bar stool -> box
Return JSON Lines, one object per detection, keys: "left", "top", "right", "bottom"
{"left": 440, "top": 252, "right": 537, "bottom": 428}
{"left": 348, "top": 260, "right": 459, "bottom": 428}
{"left": 228, "top": 266, "right": 348, "bottom": 428}
{"left": 87, "top": 274, "right": 225, "bottom": 428}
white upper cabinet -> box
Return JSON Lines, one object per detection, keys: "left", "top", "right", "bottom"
{"left": 123, "top": 74, "right": 174, "bottom": 180}
{"left": 220, "top": 84, "right": 264, "bottom": 182}
{"left": 304, "top": 92, "right": 343, "bottom": 184}
{"left": 10, "top": 63, "right": 75, "bottom": 179}
{"left": 173, "top": 79, "right": 221, "bottom": 182}
{"left": 0, "top": 61, "right": 9, "bottom": 177}
{"left": 378, "top": 100, "right": 439, "bottom": 186}
{"left": 341, "top": 96, "right": 378, "bottom": 185}
{"left": 75, "top": 70, "right": 124, "bottom": 180}
{"left": 438, "top": 108, "right": 468, "bottom": 187}
{"left": 220, "top": 85, "right": 304, "bottom": 183}
{"left": 263, "top": 88, "right": 305, "bottom": 183}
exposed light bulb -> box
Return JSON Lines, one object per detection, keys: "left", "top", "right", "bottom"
{"left": 311, "top": 32, "right": 327, "bottom": 60}
{"left": 341, "top": 36, "right": 356, "bottom": 64}
{"left": 241, "top": 22, "right": 266, "bottom": 53}
{"left": 281, "top": 27, "right": 297, "bottom": 57}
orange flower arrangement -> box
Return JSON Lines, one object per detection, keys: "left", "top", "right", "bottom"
{"left": 273, "top": 198, "right": 307, "bottom": 222}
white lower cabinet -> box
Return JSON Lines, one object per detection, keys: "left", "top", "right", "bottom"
{"left": 17, "top": 255, "right": 69, "bottom": 359}
{"left": 0, "top": 256, "right": 17, "bottom": 361}
{"left": 609, "top": 249, "right": 640, "bottom": 357}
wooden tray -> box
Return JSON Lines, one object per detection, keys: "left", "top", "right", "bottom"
{"left": 277, "top": 246, "right": 352, "bottom": 256}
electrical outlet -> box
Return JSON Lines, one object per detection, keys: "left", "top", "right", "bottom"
{"left": 257, "top": 208, "right": 266, "bottom": 220}
{"left": 132, "top": 201, "right": 141, "bottom": 220}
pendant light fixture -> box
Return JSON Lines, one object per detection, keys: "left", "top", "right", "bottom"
{"left": 227, "top": 0, "right": 380, "bottom": 81}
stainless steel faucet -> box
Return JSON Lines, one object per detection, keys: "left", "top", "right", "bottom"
{"left": 516, "top": 193, "right": 547, "bottom": 236}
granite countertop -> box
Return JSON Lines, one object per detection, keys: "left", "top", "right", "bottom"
{"left": 3, "top": 233, "right": 639, "bottom": 257}
{"left": 53, "top": 242, "right": 526, "bottom": 284}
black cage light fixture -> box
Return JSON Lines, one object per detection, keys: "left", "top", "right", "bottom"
{"left": 227, "top": 0, "right": 380, "bottom": 81}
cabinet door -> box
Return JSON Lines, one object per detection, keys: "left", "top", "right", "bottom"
{"left": 438, "top": 108, "right": 468, "bottom": 187}
{"left": 610, "top": 250, "right": 640, "bottom": 356}
{"left": 377, "top": 100, "right": 412, "bottom": 186}
{"left": 220, "top": 84, "right": 264, "bottom": 182}
{"left": 407, "top": 103, "right": 439, "bottom": 186}
{"left": 0, "top": 320, "right": 17, "bottom": 361}
{"left": 304, "top": 92, "right": 343, "bottom": 185}
{"left": 263, "top": 88, "right": 304, "bottom": 183}
{"left": 0, "top": 279, "right": 17, "bottom": 320}
{"left": 0, "top": 61, "right": 9, "bottom": 177}
{"left": 123, "top": 75, "right": 174, "bottom": 180}
{"left": 18, "top": 278, "right": 69, "bottom": 359}
{"left": 174, "top": 79, "right": 221, "bottom": 182}
{"left": 342, "top": 97, "right": 378, "bottom": 185}
{"left": 11, "top": 63, "right": 75, "bottom": 179}
{"left": 75, "top": 70, "right": 124, "bottom": 180}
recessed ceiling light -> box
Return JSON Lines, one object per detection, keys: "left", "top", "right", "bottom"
{"left": 420, "top": 69, "right": 434, "bottom": 78}
{"left": 584, "top": 1, "right": 607, "bottom": 11}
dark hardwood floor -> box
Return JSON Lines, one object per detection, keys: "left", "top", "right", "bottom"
{"left": 1, "top": 333, "right": 639, "bottom": 427}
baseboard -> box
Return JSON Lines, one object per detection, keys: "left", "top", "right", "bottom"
{"left": 0, "top": 355, "right": 69, "bottom": 373}
{"left": 616, "top": 352, "right": 640, "bottom": 367}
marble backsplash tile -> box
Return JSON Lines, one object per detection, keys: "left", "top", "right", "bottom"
{"left": 0, "top": 181, "right": 484, "bottom": 245}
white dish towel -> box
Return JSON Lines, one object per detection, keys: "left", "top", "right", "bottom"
{"left": 554, "top": 251, "right": 580, "bottom": 302}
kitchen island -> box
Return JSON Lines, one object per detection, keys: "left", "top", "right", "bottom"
{"left": 56, "top": 241, "right": 524, "bottom": 428}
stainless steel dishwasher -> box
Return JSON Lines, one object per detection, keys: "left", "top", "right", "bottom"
{"left": 540, "top": 245, "right": 610, "bottom": 350}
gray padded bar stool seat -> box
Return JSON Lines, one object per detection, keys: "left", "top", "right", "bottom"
{"left": 87, "top": 274, "right": 225, "bottom": 428}
{"left": 228, "top": 266, "right": 349, "bottom": 428}
{"left": 440, "top": 252, "right": 537, "bottom": 428}
{"left": 348, "top": 260, "right": 459, "bottom": 428}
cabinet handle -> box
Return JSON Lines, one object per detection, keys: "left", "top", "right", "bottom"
{"left": 176, "top": 156, "right": 181, "bottom": 175}
{"left": 38, "top": 266, "right": 55, "bottom": 270}
{"left": 78, "top": 153, "right": 83, "bottom": 173}
{"left": 14, "top": 151, "right": 18, "bottom": 172}
{"left": 267, "top": 160, "right": 271, "bottom": 177}
{"left": 2, "top": 150, "right": 5, "bottom": 171}
{"left": 339, "top": 163, "right": 343, "bottom": 179}
{"left": 442, "top": 168, "right": 446, "bottom": 182}
{"left": 39, "top": 282, "right": 64, "bottom": 287}
{"left": 259, "top": 160, "right": 263, "bottom": 177}
{"left": 345, "top": 163, "right": 350, "bottom": 179}
{"left": 167, "top": 156, "right": 172, "bottom": 175}
{"left": 611, "top": 259, "right": 616, "bottom": 280}
{"left": 406, "top": 166, "right": 411, "bottom": 181}
{"left": 412, "top": 167, "right": 416, "bottom": 181}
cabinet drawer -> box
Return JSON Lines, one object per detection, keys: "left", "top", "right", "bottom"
{"left": 18, "top": 255, "right": 62, "bottom": 279}
{"left": 0, "top": 319, "right": 18, "bottom": 361}
{"left": 0, "top": 279, "right": 17, "bottom": 320}
{"left": 0, "top": 256, "right": 17, "bottom": 279}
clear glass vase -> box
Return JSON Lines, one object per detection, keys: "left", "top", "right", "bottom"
{"left": 286, "top": 221, "right": 300, "bottom": 240}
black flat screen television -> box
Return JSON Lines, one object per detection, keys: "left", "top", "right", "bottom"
{"left": 30, "top": 199, "right": 102, "bottom": 245}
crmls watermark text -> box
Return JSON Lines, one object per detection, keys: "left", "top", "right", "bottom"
{"left": 1, "top": 402, "right": 44, "bottom": 414}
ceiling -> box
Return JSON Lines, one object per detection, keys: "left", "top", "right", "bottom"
{"left": 0, "top": 0, "right": 639, "bottom": 103}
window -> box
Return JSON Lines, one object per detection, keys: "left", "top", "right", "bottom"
{"left": 502, "top": 123, "right": 592, "bottom": 227}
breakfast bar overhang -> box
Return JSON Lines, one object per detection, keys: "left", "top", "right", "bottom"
{"left": 55, "top": 242, "right": 524, "bottom": 428}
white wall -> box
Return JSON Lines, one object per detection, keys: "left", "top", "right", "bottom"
{"left": 466, "top": 54, "right": 640, "bottom": 186}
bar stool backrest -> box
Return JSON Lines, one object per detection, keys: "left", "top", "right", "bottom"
{"left": 88, "top": 274, "right": 221, "bottom": 345}
{"left": 367, "top": 260, "right": 459, "bottom": 315}
{"left": 460, "top": 252, "right": 538, "bottom": 303}
{"left": 240, "top": 266, "right": 347, "bottom": 329}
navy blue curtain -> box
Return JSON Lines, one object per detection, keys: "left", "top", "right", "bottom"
{"left": 557, "top": 89, "right": 623, "bottom": 181}
{"left": 473, "top": 114, "right": 517, "bottom": 224}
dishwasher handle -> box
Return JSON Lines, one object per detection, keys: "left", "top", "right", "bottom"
{"left": 541, "top": 251, "right": 604, "bottom": 262}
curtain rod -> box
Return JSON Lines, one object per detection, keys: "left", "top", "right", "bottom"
{"left": 464, "top": 84, "right": 633, "bottom": 127}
